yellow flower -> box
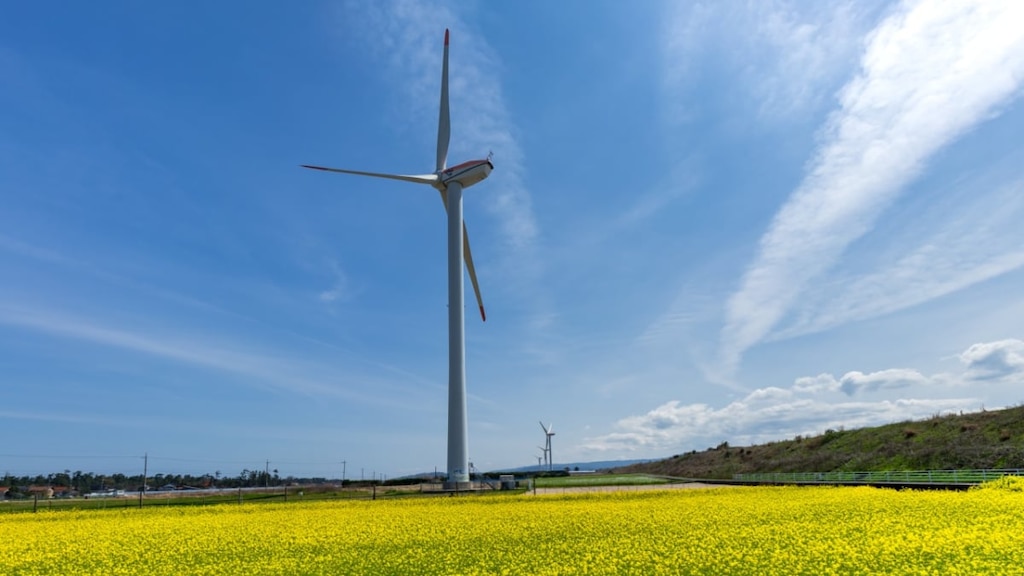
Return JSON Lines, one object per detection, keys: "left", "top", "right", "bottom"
{"left": 2, "top": 485, "right": 1023, "bottom": 574}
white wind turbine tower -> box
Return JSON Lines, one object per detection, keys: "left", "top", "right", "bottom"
{"left": 540, "top": 421, "right": 555, "bottom": 471}
{"left": 302, "top": 29, "right": 492, "bottom": 489}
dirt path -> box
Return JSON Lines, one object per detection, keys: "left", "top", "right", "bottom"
{"left": 524, "top": 482, "right": 743, "bottom": 496}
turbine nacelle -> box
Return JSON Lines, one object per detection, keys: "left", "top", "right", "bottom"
{"left": 438, "top": 159, "right": 493, "bottom": 190}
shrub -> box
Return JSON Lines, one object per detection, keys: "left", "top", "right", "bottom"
{"left": 972, "top": 475, "right": 1024, "bottom": 492}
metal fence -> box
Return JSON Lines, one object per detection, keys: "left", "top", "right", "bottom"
{"left": 733, "top": 468, "right": 1024, "bottom": 484}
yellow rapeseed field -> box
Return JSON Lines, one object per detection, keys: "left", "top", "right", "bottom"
{"left": 2, "top": 484, "right": 1024, "bottom": 575}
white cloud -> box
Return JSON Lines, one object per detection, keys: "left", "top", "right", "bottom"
{"left": 582, "top": 394, "right": 970, "bottom": 455}
{"left": 836, "top": 368, "right": 928, "bottom": 395}
{"left": 318, "top": 259, "right": 351, "bottom": 303}
{"left": 792, "top": 369, "right": 930, "bottom": 396}
{"left": 792, "top": 373, "right": 835, "bottom": 393}
{"left": 583, "top": 339, "right": 1021, "bottom": 456}
{"left": 720, "top": 0, "right": 1024, "bottom": 373}
{"left": 960, "top": 339, "right": 1024, "bottom": 381}
{"left": 663, "top": 1, "right": 884, "bottom": 123}
{"left": 774, "top": 177, "right": 1024, "bottom": 340}
{"left": 746, "top": 1, "right": 885, "bottom": 120}
{"left": 618, "top": 158, "right": 701, "bottom": 229}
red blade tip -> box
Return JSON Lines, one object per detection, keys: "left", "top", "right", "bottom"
{"left": 444, "top": 29, "right": 449, "bottom": 46}
{"left": 480, "top": 305, "right": 486, "bottom": 322}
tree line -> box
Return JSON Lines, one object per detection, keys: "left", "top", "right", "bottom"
{"left": 2, "top": 468, "right": 334, "bottom": 496}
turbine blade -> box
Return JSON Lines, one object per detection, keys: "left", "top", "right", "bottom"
{"left": 301, "top": 165, "right": 438, "bottom": 185}
{"left": 462, "top": 221, "right": 486, "bottom": 322}
{"left": 436, "top": 29, "right": 450, "bottom": 172}
{"left": 539, "top": 421, "right": 547, "bottom": 433}
{"left": 438, "top": 188, "right": 485, "bottom": 322}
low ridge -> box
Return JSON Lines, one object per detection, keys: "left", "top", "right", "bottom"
{"left": 614, "top": 405, "right": 1024, "bottom": 479}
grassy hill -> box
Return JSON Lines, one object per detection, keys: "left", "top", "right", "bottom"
{"left": 614, "top": 405, "right": 1024, "bottom": 479}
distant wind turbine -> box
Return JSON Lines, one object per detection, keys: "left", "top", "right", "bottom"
{"left": 540, "top": 421, "right": 555, "bottom": 471}
{"left": 302, "top": 29, "right": 493, "bottom": 488}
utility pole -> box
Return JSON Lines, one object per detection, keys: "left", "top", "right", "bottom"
{"left": 139, "top": 453, "right": 148, "bottom": 508}
{"left": 341, "top": 460, "right": 346, "bottom": 485}
{"left": 265, "top": 460, "right": 270, "bottom": 489}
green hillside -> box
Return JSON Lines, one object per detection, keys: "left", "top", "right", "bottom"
{"left": 615, "top": 405, "right": 1024, "bottom": 479}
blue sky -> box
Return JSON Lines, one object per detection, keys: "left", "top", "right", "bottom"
{"left": 3, "top": 0, "right": 1024, "bottom": 479}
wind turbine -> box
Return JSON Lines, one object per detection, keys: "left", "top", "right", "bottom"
{"left": 537, "top": 445, "right": 549, "bottom": 469}
{"left": 302, "top": 29, "right": 493, "bottom": 488}
{"left": 540, "top": 421, "right": 555, "bottom": 471}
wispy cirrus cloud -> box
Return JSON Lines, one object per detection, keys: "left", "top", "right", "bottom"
{"left": 638, "top": 1, "right": 886, "bottom": 372}
{"left": 774, "top": 177, "right": 1024, "bottom": 339}
{"left": 0, "top": 304, "right": 431, "bottom": 407}
{"left": 318, "top": 259, "right": 352, "bottom": 303}
{"left": 663, "top": 0, "right": 885, "bottom": 124}
{"left": 720, "top": 0, "right": 1024, "bottom": 374}
{"left": 0, "top": 233, "right": 71, "bottom": 264}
